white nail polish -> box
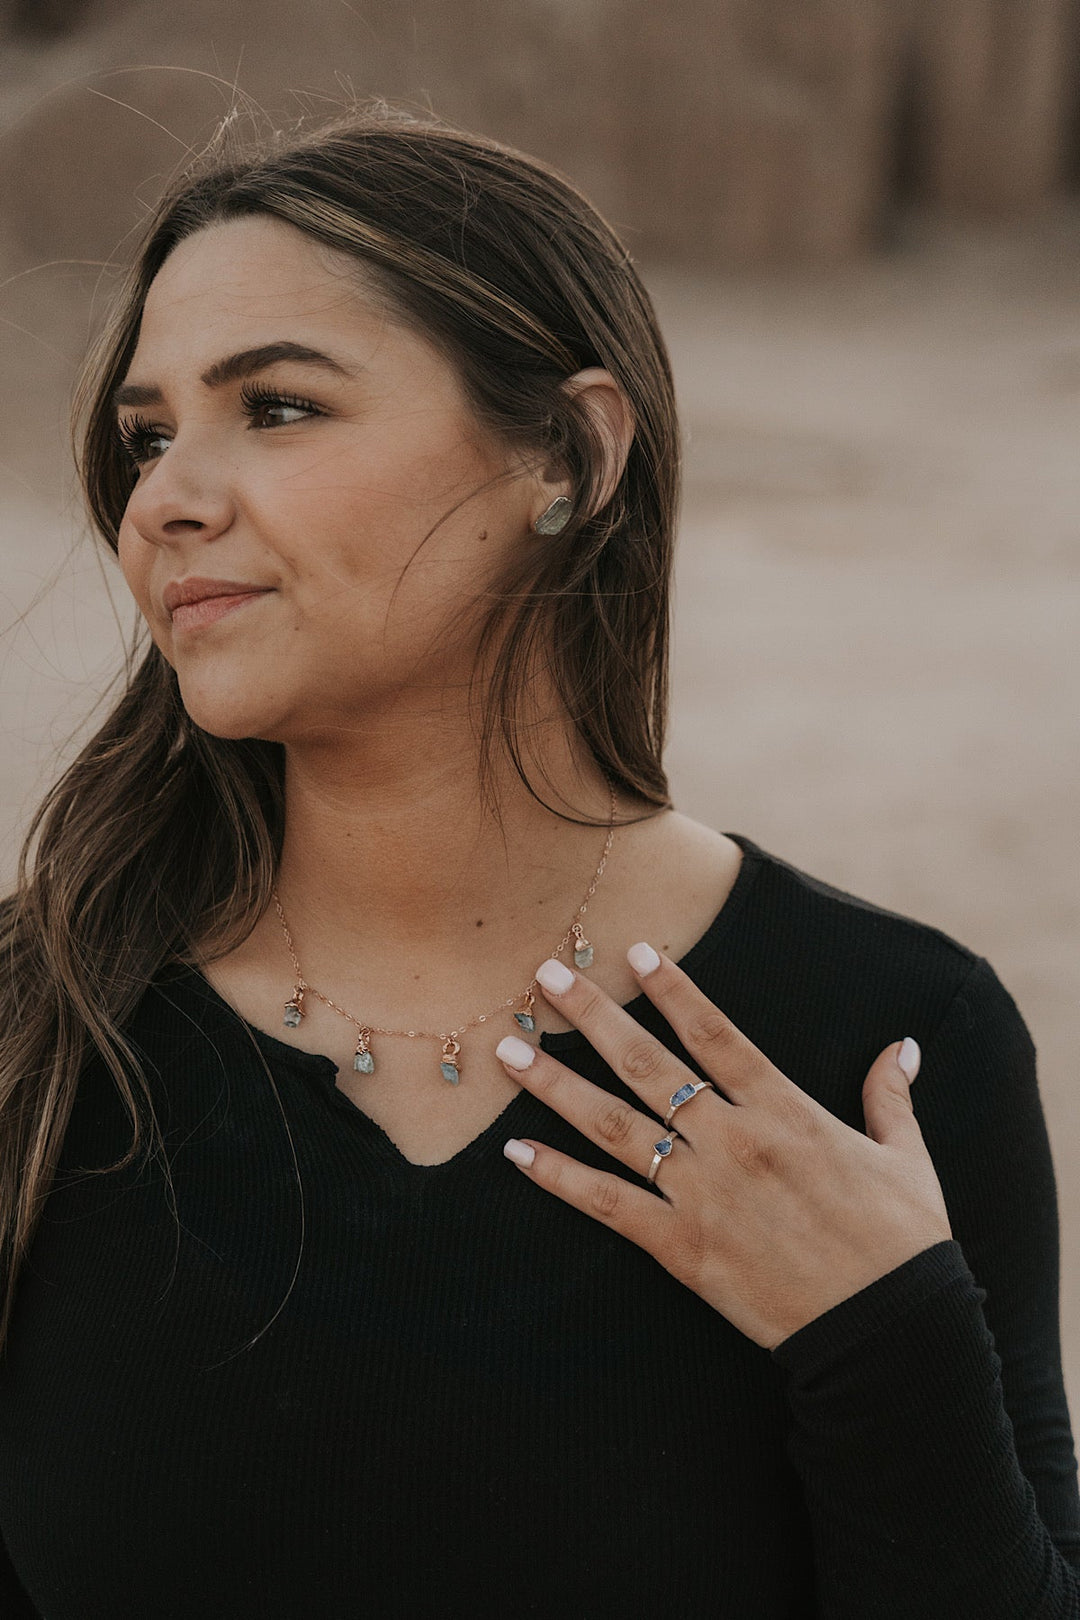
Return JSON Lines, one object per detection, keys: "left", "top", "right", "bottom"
{"left": 504, "top": 1138, "right": 536, "bottom": 1167}
{"left": 627, "top": 941, "right": 660, "bottom": 976}
{"left": 496, "top": 1035, "right": 536, "bottom": 1069}
{"left": 897, "top": 1037, "right": 921, "bottom": 1082}
{"left": 536, "top": 958, "right": 574, "bottom": 994}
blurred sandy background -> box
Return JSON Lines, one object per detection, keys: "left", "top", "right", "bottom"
{"left": 1, "top": 1, "right": 1079, "bottom": 1395}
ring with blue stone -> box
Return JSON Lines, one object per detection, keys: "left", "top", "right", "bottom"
{"left": 663, "top": 1079, "right": 716, "bottom": 1128}
{"left": 647, "top": 1129, "right": 680, "bottom": 1184}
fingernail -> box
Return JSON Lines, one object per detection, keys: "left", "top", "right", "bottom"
{"left": 504, "top": 1138, "right": 536, "bottom": 1167}
{"left": 496, "top": 1035, "right": 536, "bottom": 1069}
{"left": 536, "top": 958, "right": 574, "bottom": 995}
{"left": 897, "top": 1037, "right": 921, "bottom": 1083}
{"left": 627, "top": 941, "right": 660, "bottom": 976}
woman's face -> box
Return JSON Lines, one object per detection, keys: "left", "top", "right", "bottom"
{"left": 115, "top": 215, "right": 550, "bottom": 744}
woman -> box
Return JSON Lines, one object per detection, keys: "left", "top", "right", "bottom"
{"left": 0, "top": 107, "right": 1076, "bottom": 1618}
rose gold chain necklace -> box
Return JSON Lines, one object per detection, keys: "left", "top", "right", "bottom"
{"left": 270, "top": 778, "right": 617, "bottom": 1086}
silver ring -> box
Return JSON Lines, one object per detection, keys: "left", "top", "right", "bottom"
{"left": 663, "top": 1079, "right": 716, "bottom": 1128}
{"left": 647, "top": 1129, "right": 679, "bottom": 1184}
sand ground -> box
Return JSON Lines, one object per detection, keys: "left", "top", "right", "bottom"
{"left": 2, "top": 208, "right": 1079, "bottom": 1400}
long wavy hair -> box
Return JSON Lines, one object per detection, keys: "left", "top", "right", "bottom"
{"left": 0, "top": 104, "right": 681, "bottom": 1360}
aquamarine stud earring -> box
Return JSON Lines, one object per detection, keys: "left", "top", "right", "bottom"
{"left": 533, "top": 496, "right": 573, "bottom": 535}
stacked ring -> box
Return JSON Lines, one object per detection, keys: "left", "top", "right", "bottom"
{"left": 647, "top": 1130, "right": 679, "bottom": 1184}
{"left": 663, "top": 1079, "right": 716, "bottom": 1128}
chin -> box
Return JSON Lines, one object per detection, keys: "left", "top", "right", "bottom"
{"left": 185, "top": 714, "right": 271, "bottom": 742}
{"left": 176, "top": 688, "right": 282, "bottom": 743}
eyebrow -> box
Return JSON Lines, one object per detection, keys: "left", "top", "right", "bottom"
{"left": 110, "top": 341, "right": 356, "bottom": 412}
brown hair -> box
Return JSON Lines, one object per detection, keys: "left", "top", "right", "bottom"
{"left": 0, "top": 104, "right": 681, "bottom": 1359}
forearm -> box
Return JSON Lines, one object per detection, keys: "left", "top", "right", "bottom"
{"left": 772, "top": 1239, "right": 1080, "bottom": 1619}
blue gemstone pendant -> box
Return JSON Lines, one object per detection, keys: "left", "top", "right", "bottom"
{"left": 514, "top": 988, "right": 536, "bottom": 1032}
{"left": 571, "top": 923, "right": 594, "bottom": 969}
{"left": 440, "top": 1036, "right": 461, "bottom": 1085}
{"left": 353, "top": 1027, "right": 374, "bottom": 1074}
{"left": 283, "top": 985, "right": 305, "bottom": 1028}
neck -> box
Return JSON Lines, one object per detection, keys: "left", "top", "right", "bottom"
{"left": 265, "top": 713, "right": 649, "bottom": 991}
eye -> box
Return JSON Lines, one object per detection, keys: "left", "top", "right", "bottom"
{"left": 115, "top": 413, "right": 168, "bottom": 467}
{"left": 237, "top": 382, "right": 322, "bottom": 427}
{"left": 114, "top": 385, "right": 323, "bottom": 468}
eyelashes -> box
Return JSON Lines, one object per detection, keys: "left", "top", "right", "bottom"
{"left": 114, "top": 383, "right": 323, "bottom": 467}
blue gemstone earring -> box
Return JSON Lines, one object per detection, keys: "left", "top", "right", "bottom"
{"left": 533, "top": 496, "right": 573, "bottom": 536}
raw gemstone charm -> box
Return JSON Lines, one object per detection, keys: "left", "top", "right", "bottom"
{"left": 571, "top": 923, "right": 594, "bottom": 969}
{"left": 283, "top": 1001, "right": 302, "bottom": 1028}
{"left": 514, "top": 989, "right": 536, "bottom": 1032}
{"left": 440, "top": 1035, "right": 461, "bottom": 1085}
{"left": 353, "top": 1027, "right": 374, "bottom": 1074}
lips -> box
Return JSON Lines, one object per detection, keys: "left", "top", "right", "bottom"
{"left": 169, "top": 591, "right": 272, "bottom": 633}
{"left": 162, "top": 577, "right": 273, "bottom": 617}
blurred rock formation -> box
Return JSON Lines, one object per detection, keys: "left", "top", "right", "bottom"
{"left": 0, "top": 0, "right": 1078, "bottom": 277}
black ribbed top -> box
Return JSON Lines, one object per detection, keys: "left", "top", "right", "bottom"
{"left": 1, "top": 831, "right": 1078, "bottom": 1617}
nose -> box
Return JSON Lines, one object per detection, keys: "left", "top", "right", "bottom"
{"left": 121, "top": 431, "right": 236, "bottom": 550}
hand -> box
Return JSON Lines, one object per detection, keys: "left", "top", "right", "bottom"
{"left": 494, "top": 944, "right": 953, "bottom": 1351}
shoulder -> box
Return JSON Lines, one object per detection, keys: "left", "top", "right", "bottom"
{"left": 724, "top": 827, "right": 983, "bottom": 1000}
{"left": 697, "top": 827, "right": 1030, "bottom": 1125}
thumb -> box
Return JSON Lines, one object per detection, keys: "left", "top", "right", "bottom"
{"left": 861, "top": 1037, "right": 921, "bottom": 1146}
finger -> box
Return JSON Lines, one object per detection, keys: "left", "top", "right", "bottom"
{"left": 625, "top": 943, "right": 796, "bottom": 1106}
{"left": 531, "top": 956, "right": 705, "bottom": 1121}
{"left": 862, "top": 1040, "right": 926, "bottom": 1149}
{"left": 502, "top": 1135, "right": 682, "bottom": 1249}
{"left": 494, "top": 1035, "right": 683, "bottom": 1181}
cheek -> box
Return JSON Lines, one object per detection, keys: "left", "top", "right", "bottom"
{"left": 115, "top": 519, "right": 182, "bottom": 670}
{"left": 273, "top": 438, "right": 505, "bottom": 601}
{"left": 116, "top": 521, "right": 154, "bottom": 613}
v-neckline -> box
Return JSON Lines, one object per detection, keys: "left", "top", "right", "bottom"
{"left": 159, "top": 832, "right": 764, "bottom": 1174}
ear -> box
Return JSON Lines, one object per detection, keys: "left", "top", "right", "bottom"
{"left": 561, "top": 367, "right": 635, "bottom": 515}
{"left": 532, "top": 368, "right": 635, "bottom": 524}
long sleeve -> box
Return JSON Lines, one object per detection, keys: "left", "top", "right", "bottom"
{"left": 0, "top": 1528, "right": 41, "bottom": 1618}
{"left": 1, "top": 837, "right": 1074, "bottom": 1616}
{"left": 770, "top": 954, "right": 1080, "bottom": 1618}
